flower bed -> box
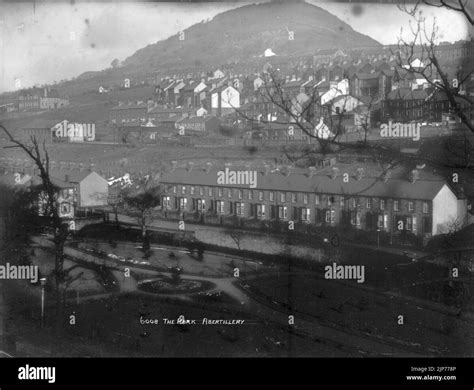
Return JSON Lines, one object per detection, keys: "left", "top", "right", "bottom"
{"left": 138, "top": 278, "right": 215, "bottom": 295}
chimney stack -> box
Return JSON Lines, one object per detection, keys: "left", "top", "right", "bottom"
{"left": 186, "top": 161, "right": 194, "bottom": 172}
{"left": 331, "top": 167, "right": 339, "bottom": 180}
{"left": 263, "top": 164, "right": 271, "bottom": 176}
{"left": 281, "top": 165, "right": 293, "bottom": 177}
{"left": 409, "top": 169, "right": 419, "bottom": 184}
{"left": 382, "top": 170, "right": 391, "bottom": 183}
{"left": 308, "top": 166, "right": 317, "bottom": 178}
{"left": 204, "top": 162, "right": 212, "bottom": 173}
{"left": 356, "top": 167, "right": 364, "bottom": 181}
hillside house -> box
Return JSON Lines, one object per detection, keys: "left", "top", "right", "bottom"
{"left": 210, "top": 85, "right": 240, "bottom": 117}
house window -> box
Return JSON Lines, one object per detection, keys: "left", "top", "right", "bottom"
{"left": 228, "top": 189, "right": 233, "bottom": 198}
{"left": 190, "top": 186, "right": 195, "bottom": 195}
{"left": 236, "top": 202, "right": 245, "bottom": 216}
{"left": 238, "top": 189, "right": 243, "bottom": 199}
{"left": 197, "top": 199, "right": 206, "bottom": 212}
{"left": 327, "top": 196, "right": 333, "bottom": 206}
{"left": 269, "top": 191, "right": 274, "bottom": 201}
{"left": 62, "top": 189, "right": 69, "bottom": 199}
{"left": 380, "top": 199, "right": 385, "bottom": 210}
{"left": 291, "top": 193, "right": 297, "bottom": 203}
{"left": 199, "top": 187, "right": 203, "bottom": 196}
{"left": 325, "top": 209, "right": 335, "bottom": 224}
{"left": 302, "top": 207, "right": 311, "bottom": 222}
{"left": 340, "top": 196, "right": 344, "bottom": 207}
{"left": 218, "top": 188, "right": 223, "bottom": 197}
{"left": 315, "top": 194, "right": 320, "bottom": 205}
{"left": 181, "top": 186, "right": 186, "bottom": 194}
{"left": 351, "top": 211, "right": 361, "bottom": 226}
{"left": 216, "top": 200, "right": 225, "bottom": 214}
{"left": 208, "top": 187, "right": 213, "bottom": 197}
{"left": 408, "top": 201, "right": 414, "bottom": 212}
{"left": 366, "top": 198, "right": 372, "bottom": 209}
{"left": 377, "top": 214, "right": 388, "bottom": 229}
{"left": 259, "top": 191, "right": 264, "bottom": 201}
{"left": 393, "top": 200, "right": 399, "bottom": 212}
{"left": 351, "top": 198, "right": 357, "bottom": 208}
{"left": 303, "top": 194, "right": 308, "bottom": 204}
{"left": 163, "top": 196, "right": 171, "bottom": 209}
{"left": 422, "top": 202, "right": 429, "bottom": 214}
{"left": 278, "top": 206, "right": 288, "bottom": 219}
{"left": 179, "top": 197, "right": 188, "bottom": 210}
{"left": 412, "top": 216, "right": 417, "bottom": 232}
{"left": 61, "top": 202, "right": 71, "bottom": 215}
{"left": 280, "top": 192, "right": 286, "bottom": 203}
{"left": 406, "top": 216, "right": 413, "bottom": 230}
{"left": 173, "top": 186, "right": 177, "bottom": 194}
{"left": 257, "top": 204, "right": 266, "bottom": 218}
{"left": 248, "top": 190, "right": 253, "bottom": 200}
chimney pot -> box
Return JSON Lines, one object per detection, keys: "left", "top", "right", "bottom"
{"left": 204, "top": 162, "right": 212, "bottom": 173}
{"left": 409, "top": 169, "right": 419, "bottom": 183}
{"left": 263, "top": 164, "right": 271, "bottom": 176}
{"left": 382, "top": 170, "right": 391, "bottom": 182}
{"left": 186, "top": 161, "right": 194, "bottom": 172}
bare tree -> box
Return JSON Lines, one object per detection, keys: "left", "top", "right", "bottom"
{"left": 400, "top": 0, "right": 473, "bottom": 25}
{"left": 0, "top": 124, "right": 73, "bottom": 348}
{"left": 235, "top": 68, "right": 405, "bottom": 176}
{"left": 226, "top": 228, "right": 249, "bottom": 274}
{"left": 107, "top": 182, "right": 128, "bottom": 229}
{"left": 395, "top": 12, "right": 473, "bottom": 132}
{"left": 123, "top": 172, "right": 162, "bottom": 249}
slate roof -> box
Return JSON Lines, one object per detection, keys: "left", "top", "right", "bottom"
{"left": 160, "top": 166, "right": 449, "bottom": 201}
{"left": 386, "top": 88, "right": 411, "bottom": 100}
{"left": 110, "top": 103, "right": 148, "bottom": 111}
{"left": 403, "top": 89, "right": 428, "bottom": 100}
{"left": 23, "top": 119, "right": 62, "bottom": 129}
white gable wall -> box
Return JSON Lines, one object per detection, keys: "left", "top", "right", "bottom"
{"left": 78, "top": 172, "right": 109, "bottom": 207}
{"left": 432, "top": 184, "right": 468, "bottom": 235}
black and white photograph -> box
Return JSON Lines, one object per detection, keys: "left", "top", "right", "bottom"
{"left": 0, "top": 0, "right": 473, "bottom": 385}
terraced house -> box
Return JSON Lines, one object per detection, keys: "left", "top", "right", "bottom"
{"left": 159, "top": 164, "right": 469, "bottom": 238}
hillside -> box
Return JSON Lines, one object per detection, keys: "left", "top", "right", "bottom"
{"left": 122, "top": 0, "right": 380, "bottom": 71}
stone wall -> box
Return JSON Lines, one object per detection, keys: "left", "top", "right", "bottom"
{"left": 194, "top": 228, "right": 325, "bottom": 262}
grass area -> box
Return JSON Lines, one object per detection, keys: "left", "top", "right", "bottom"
{"left": 244, "top": 273, "right": 474, "bottom": 356}
{"left": 4, "top": 283, "right": 348, "bottom": 357}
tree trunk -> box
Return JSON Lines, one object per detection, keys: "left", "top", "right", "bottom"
{"left": 141, "top": 213, "right": 149, "bottom": 251}
{"left": 51, "top": 233, "right": 66, "bottom": 356}
{"left": 114, "top": 208, "right": 119, "bottom": 229}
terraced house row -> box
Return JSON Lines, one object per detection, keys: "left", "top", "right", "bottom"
{"left": 159, "top": 164, "right": 470, "bottom": 237}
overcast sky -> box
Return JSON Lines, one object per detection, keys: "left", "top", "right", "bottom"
{"left": 0, "top": 0, "right": 470, "bottom": 93}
